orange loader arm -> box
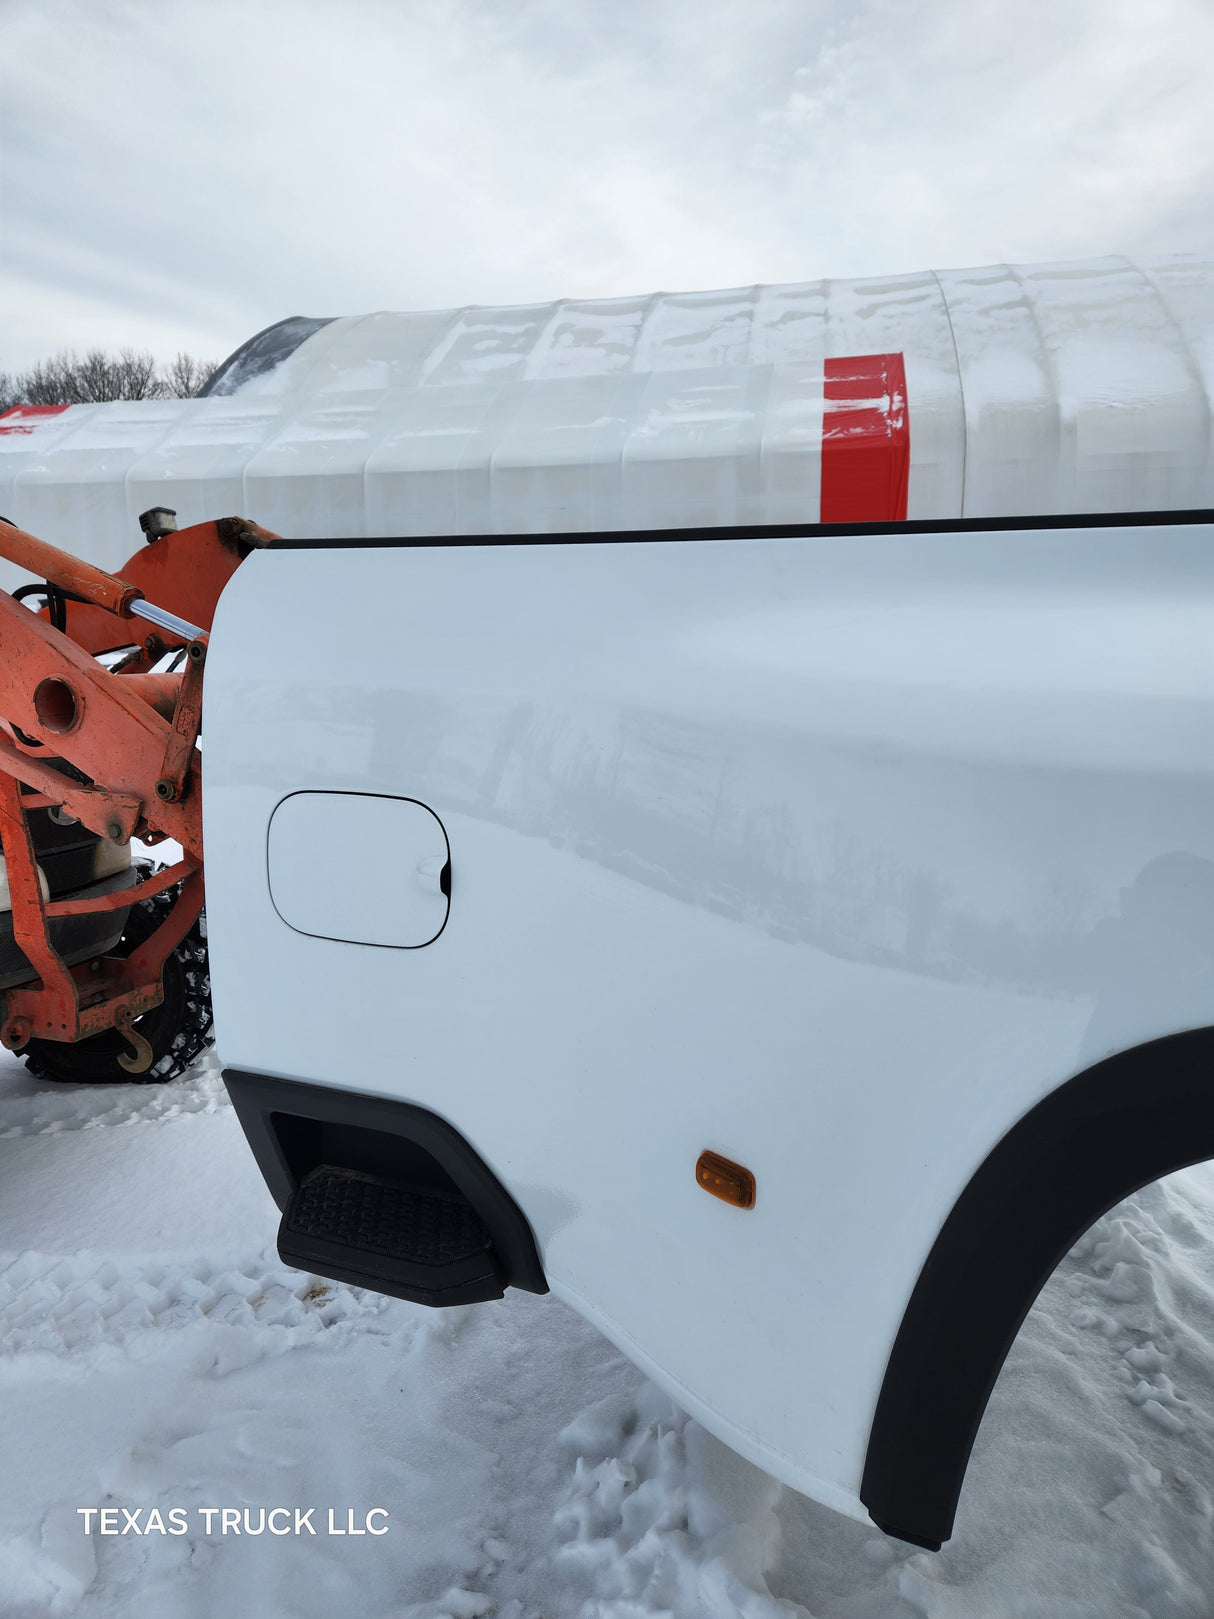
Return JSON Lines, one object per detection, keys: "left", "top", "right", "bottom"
{"left": 0, "top": 512, "right": 276, "bottom": 1066}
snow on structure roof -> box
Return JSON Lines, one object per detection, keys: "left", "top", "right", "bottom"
{"left": 0, "top": 253, "right": 1210, "bottom": 577}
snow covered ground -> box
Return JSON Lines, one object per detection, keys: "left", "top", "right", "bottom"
{"left": 3, "top": 1050, "right": 1214, "bottom": 1618}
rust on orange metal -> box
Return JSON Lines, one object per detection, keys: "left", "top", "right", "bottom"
{"left": 109, "top": 670, "right": 182, "bottom": 721}
{"left": 154, "top": 644, "right": 206, "bottom": 803}
{"left": 124, "top": 865, "right": 204, "bottom": 985}
{"left": 0, "top": 521, "right": 143, "bottom": 619}
{"left": 44, "top": 857, "right": 195, "bottom": 918}
{"left": 0, "top": 584, "right": 202, "bottom": 859}
{"left": 0, "top": 514, "right": 275, "bottom": 1056}
{"left": 0, "top": 772, "right": 78, "bottom": 1026}
{"left": 0, "top": 733, "right": 143, "bottom": 843}
{"left": 0, "top": 769, "right": 195, "bottom": 1053}
{"left": 50, "top": 517, "right": 279, "bottom": 655}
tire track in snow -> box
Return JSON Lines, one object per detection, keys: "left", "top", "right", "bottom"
{"left": 0, "top": 1051, "right": 230, "bottom": 1140}
{"left": 0, "top": 1248, "right": 394, "bottom": 1361}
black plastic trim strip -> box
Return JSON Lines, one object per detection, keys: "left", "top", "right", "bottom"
{"left": 278, "top": 1166, "right": 504, "bottom": 1308}
{"left": 860, "top": 1026, "right": 1214, "bottom": 1551}
{"left": 267, "top": 507, "right": 1214, "bottom": 551}
{"left": 222, "top": 1069, "right": 548, "bottom": 1297}
{"left": 275, "top": 1238, "right": 502, "bottom": 1309}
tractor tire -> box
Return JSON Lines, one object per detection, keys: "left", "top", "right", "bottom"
{"left": 23, "top": 871, "right": 213, "bottom": 1085}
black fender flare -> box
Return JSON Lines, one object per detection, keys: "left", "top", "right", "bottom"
{"left": 860, "top": 1025, "right": 1214, "bottom": 1550}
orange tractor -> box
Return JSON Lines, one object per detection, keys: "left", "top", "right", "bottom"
{"left": 0, "top": 509, "right": 270, "bottom": 1081}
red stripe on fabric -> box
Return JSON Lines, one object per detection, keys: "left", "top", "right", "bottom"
{"left": 820, "top": 353, "right": 909, "bottom": 523}
{"left": 0, "top": 404, "right": 71, "bottom": 436}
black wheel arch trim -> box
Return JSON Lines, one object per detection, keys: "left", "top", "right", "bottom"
{"left": 861, "top": 1025, "right": 1214, "bottom": 1551}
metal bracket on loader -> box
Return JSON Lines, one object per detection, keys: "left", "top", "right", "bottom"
{"left": 0, "top": 512, "right": 275, "bottom": 1070}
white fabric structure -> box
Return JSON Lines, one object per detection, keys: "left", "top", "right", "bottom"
{"left": 0, "top": 253, "right": 1210, "bottom": 580}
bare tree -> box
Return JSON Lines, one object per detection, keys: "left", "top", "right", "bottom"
{"left": 161, "top": 351, "right": 217, "bottom": 397}
{"left": 22, "top": 347, "right": 166, "bottom": 404}
{"left": 0, "top": 348, "right": 219, "bottom": 410}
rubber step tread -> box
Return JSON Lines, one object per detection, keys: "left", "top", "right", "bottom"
{"left": 285, "top": 1165, "right": 493, "bottom": 1268}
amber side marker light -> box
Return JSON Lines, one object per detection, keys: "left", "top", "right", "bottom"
{"left": 696, "top": 1150, "right": 756, "bottom": 1209}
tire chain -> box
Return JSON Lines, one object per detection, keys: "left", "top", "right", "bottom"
{"left": 23, "top": 863, "right": 214, "bottom": 1085}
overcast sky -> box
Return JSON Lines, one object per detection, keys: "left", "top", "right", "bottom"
{"left": 2, "top": 0, "right": 1212, "bottom": 375}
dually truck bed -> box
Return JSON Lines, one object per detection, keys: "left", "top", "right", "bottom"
{"left": 203, "top": 510, "right": 1214, "bottom": 1549}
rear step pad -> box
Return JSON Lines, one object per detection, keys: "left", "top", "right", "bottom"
{"left": 278, "top": 1164, "right": 506, "bottom": 1307}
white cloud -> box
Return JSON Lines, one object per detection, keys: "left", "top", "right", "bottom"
{"left": 1, "top": 0, "right": 1211, "bottom": 371}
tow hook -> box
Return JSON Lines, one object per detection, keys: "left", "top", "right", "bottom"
{"left": 115, "top": 1008, "right": 154, "bottom": 1074}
